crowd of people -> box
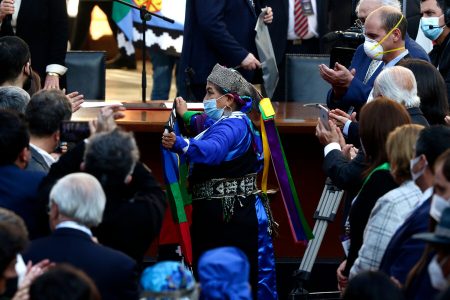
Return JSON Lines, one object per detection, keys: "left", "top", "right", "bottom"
{"left": 315, "top": 1, "right": 450, "bottom": 299}
{"left": 0, "top": 0, "right": 450, "bottom": 299}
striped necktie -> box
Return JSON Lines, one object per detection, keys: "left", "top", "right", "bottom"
{"left": 294, "top": 0, "right": 309, "bottom": 38}
{"left": 363, "top": 60, "right": 383, "bottom": 84}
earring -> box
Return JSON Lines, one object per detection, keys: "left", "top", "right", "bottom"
{"left": 223, "top": 105, "right": 232, "bottom": 117}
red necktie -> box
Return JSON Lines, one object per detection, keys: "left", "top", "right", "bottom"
{"left": 294, "top": 0, "right": 309, "bottom": 38}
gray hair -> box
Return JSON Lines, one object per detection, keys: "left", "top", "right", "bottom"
{"left": 356, "top": 0, "right": 401, "bottom": 14}
{"left": 49, "top": 173, "right": 106, "bottom": 227}
{"left": 84, "top": 129, "right": 140, "bottom": 185}
{"left": 373, "top": 66, "right": 421, "bottom": 108}
{"left": 0, "top": 86, "right": 30, "bottom": 113}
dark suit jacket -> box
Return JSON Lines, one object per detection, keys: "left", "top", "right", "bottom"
{"left": 264, "top": 0, "right": 331, "bottom": 64}
{"left": 25, "top": 146, "right": 50, "bottom": 173}
{"left": 323, "top": 149, "right": 366, "bottom": 225}
{"left": 405, "top": 0, "right": 421, "bottom": 40}
{"left": 0, "top": 0, "right": 68, "bottom": 82}
{"left": 0, "top": 165, "right": 48, "bottom": 239}
{"left": 327, "top": 36, "right": 430, "bottom": 112}
{"left": 180, "top": 0, "right": 261, "bottom": 85}
{"left": 379, "top": 197, "right": 431, "bottom": 285}
{"left": 429, "top": 34, "right": 450, "bottom": 105}
{"left": 346, "top": 106, "right": 429, "bottom": 147}
{"left": 23, "top": 228, "right": 139, "bottom": 300}
{"left": 39, "top": 142, "right": 167, "bottom": 263}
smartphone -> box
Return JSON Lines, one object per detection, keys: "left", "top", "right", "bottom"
{"left": 318, "top": 104, "right": 330, "bottom": 130}
{"left": 60, "top": 120, "right": 90, "bottom": 144}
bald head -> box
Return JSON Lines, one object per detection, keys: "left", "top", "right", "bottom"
{"left": 373, "top": 66, "right": 420, "bottom": 108}
{"left": 367, "top": 6, "right": 407, "bottom": 38}
{"left": 356, "top": 0, "right": 401, "bottom": 23}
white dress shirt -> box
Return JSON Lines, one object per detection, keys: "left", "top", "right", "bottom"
{"left": 287, "top": 0, "right": 318, "bottom": 40}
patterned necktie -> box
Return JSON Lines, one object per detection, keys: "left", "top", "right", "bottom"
{"left": 294, "top": 0, "right": 309, "bottom": 38}
{"left": 363, "top": 60, "right": 383, "bottom": 84}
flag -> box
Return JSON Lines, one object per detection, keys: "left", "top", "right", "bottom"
{"left": 112, "top": 0, "right": 185, "bottom": 55}
{"left": 112, "top": 0, "right": 134, "bottom": 42}
{"left": 160, "top": 103, "right": 193, "bottom": 265}
{"left": 260, "top": 98, "right": 313, "bottom": 243}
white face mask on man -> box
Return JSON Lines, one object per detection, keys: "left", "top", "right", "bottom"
{"left": 428, "top": 255, "right": 450, "bottom": 291}
{"left": 430, "top": 194, "right": 450, "bottom": 222}
{"left": 410, "top": 155, "right": 428, "bottom": 181}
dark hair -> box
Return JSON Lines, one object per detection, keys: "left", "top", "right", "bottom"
{"left": 26, "top": 90, "right": 72, "bottom": 137}
{"left": 359, "top": 97, "right": 411, "bottom": 176}
{"left": 379, "top": 7, "right": 407, "bottom": 39}
{"left": 0, "top": 110, "right": 30, "bottom": 165}
{"left": 0, "top": 37, "right": 30, "bottom": 85}
{"left": 26, "top": 70, "right": 42, "bottom": 97}
{"left": 415, "top": 125, "right": 450, "bottom": 171}
{"left": 29, "top": 264, "right": 100, "bottom": 300}
{"left": 84, "top": 129, "right": 140, "bottom": 186}
{"left": 399, "top": 59, "right": 449, "bottom": 125}
{"left": 343, "top": 271, "right": 404, "bottom": 300}
{"left": 421, "top": 0, "right": 446, "bottom": 10}
{"left": 435, "top": 148, "right": 450, "bottom": 181}
{"left": 0, "top": 208, "right": 28, "bottom": 275}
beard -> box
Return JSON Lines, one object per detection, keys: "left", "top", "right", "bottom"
{"left": 23, "top": 73, "right": 32, "bottom": 91}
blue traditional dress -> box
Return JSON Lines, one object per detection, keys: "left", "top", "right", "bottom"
{"left": 171, "top": 111, "right": 277, "bottom": 299}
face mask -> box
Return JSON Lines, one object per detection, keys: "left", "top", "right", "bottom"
{"left": 410, "top": 155, "right": 428, "bottom": 181}
{"left": 428, "top": 255, "right": 450, "bottom": 291}
{"left": 364, "top": 38, "right": 385, "bottom": 60}
{"left": 363, "top": 15, "right": 405, "bottom": 61}
{"left": 430, "top": 194, "right": 450, "bottom": 222}
{"left": 203, "top": 95, "right": 225, "bottom": 121}
{"left": 421, "top": 17, "right": 444, "bottom": 41}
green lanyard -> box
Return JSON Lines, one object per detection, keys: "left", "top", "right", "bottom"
{"left": 358, "top": 162, "right": 390, "bottom": 195}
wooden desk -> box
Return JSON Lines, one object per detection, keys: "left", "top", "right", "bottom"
{"left": 73, "top": 102, "right": 343, "bottom": 261}
{"left": 73, "top": 102, "right": 320, "bottom": 133}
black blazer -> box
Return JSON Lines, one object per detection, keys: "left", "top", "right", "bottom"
{"left": 39, "top": 142, "right": 167, "bottom": 263}
{"left": 264, "top": 0, "right": 330, "bottom": 64}
{"left": 23, "top": 228, "right": 139, "bottom": 300}
{"left": 0, "top": 0, "right": 68, "bottom": 82}
{"left": 180, "top": 0, "right": 261, "bottom": 85}
{"left": 430, "top": 34, "right": 450, "bottom": 104}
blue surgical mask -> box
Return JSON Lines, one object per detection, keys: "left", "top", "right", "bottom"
{"left": 203, "top": 95, "right": 225, "bottom": 121}
{"left": 421, "top": 17, "right": 444, "bottom": 41}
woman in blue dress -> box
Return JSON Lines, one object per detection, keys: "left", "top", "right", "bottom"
{"left": 162, "top": 64, "right": 277, "bottom": 299}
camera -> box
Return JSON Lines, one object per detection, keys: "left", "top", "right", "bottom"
{"left": 323, "top": 20, "right": 365, "bottom": 45}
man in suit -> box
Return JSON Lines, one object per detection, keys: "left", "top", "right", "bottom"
{"left": 0, "top": 110, "right": 47, "bottom": 239}
{"left": 266, "top": 0, "right": 350, "bottom": 101}
{"left": 420, "top": 0, "right": 450, "bottom": 103}
{"left": 0, "top": 0, "right": 68, "bottom": 89}
{"left": 380, "top": 126, "right": 450, "bottom": 285}
{"left": 320, "top": 0, "right": 429, "bottom": 113}
{"left": 180, "top": 0, "right": 273, "bottom": 101}
{"left": 25, "top": 90, "right": 72, "bottom": 173}
{"left": 23, "top": 172, "right": 140, "bottom": 300}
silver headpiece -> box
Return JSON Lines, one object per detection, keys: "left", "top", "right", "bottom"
{"left": 207, "top": 64, "right": 260, "bottom": 101}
